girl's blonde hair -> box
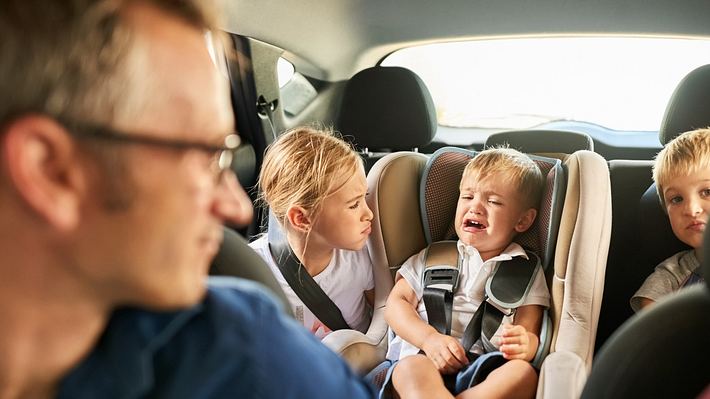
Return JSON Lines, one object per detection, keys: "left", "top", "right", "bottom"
{"left": 461, "top": 147, "right": 544, "bottom": 209}
{"left": 653, "top": 128, "right": 710, "bottom": 205}
{"left": 258, "top": 126, "right": 362, "bottom": 227}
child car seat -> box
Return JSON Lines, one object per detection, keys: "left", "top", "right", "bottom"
{"left": 367, "top": 135, "right": 611, "bottom": 398}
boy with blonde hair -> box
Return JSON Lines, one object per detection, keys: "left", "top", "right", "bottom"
{"left": 382, "top": 148, "right": 549, "bottom": 399}
{"left": 631, "top": 128, "right": 710, "bottom": 312}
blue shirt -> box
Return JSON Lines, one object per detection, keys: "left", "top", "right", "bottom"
{"left": 57, "top": 277, "right": 376, "bottom": 398}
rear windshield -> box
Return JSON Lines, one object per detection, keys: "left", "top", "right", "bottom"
{"left": 382, "top": 37, "right": 710, "bottom": 132}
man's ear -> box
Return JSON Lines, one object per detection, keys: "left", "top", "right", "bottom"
{"left": 515, "top": 208, "right": 537, "bottom": 233}
{"left": 2, "top": 115, "right": 87, "bottom": 231}
{"left": 285, "top": 205, "right": 312, "bottom": 233}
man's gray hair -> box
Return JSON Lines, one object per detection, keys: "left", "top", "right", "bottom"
{"left": 0, "top": 0, "right": 219, "bottom": 127}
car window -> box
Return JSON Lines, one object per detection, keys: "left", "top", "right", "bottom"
{"left": 382, "top": 36, "right": 710, "bottom": 133}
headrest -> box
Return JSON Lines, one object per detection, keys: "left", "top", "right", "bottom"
{"left": 485, "top": 129, "right": 594, "bottom": 153}
{"left": 419, "top": 147, "right": 565, "bottom": 270}
{"left": 337, "top": 66, "right": 437, "bottom": 151}
{"left": 659, "top": 64, "right": 710, "bottom": 145}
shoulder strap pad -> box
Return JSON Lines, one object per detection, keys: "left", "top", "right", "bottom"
{"left": 485, "top": 251, "right": 541, "bottom": 309}
{"left": 422, "top": 240, "right": 460, "bottom": 292}
{"left": 425, "top": 240, "right": 459, "bottom": 268}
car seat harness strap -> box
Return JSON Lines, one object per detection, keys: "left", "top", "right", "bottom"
{"left": 422, "top": 240, "right": 540, "bottom": 355}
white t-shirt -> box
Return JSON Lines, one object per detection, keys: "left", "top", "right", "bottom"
{"left": 250, "top": 235, "right": 375, "bottom": 339}
{"left": 386, "top": 240, "right": 550, "bottom": 361}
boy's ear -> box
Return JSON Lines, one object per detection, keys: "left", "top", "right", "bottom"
{"left": 515, "top": 208, "right": 537, "bottom": 233}
{"left": 285, "top": 205, "right": 312, "bottom": 233}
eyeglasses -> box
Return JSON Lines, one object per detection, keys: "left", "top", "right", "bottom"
{"left": 58, "top": 118, "right": 241, "bottom": 183}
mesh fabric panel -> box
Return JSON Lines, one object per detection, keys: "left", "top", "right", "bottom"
{"left": 421, "top": 149, "right": 559, "bottom": 265}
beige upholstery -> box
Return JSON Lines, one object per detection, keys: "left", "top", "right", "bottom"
{"left": 318, "top": 154, "right": 415, "bottom": 372}
{"left": 323, "top": 152, "right": 426, "bottom": 373}
{"left": 367, "top": 152, "right": 429, "bottom": 273}
{"left": 365, "top": 149, "right": 611, "bottom": 398}
{"left": 538, "top": 150, "right": 611, "bottom": 399}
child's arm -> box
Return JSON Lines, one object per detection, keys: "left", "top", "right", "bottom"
{"left": 364, "top": 289, "right": 375, "bottom": 307}
{"left": 385, "top": 277, "right": 469, "bottom": 374}
{"left": 498, "top": 304, "right": 543, "bottom": 361}
{"left": 638, "top": 297, "right": 655, "bottom": 310}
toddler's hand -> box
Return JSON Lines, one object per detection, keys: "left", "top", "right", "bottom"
{"left": 499, "top": 324, "right": 531, "bottom": 360}
{"left": 421, "top": 332, "right": 469, "bottom": 374}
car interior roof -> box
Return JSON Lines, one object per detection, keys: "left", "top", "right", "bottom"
{"left": 223, "top": 0, "right": 710, "bottom": 80}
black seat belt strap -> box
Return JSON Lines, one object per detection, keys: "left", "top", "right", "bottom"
{"left": 421, "top": 241, "right": 460, "bottom": 335}
{"left": 460, "top": 300, "right": 505, "bottom": 353}
{"left": 423, "top": 288, "right": 452, "bottom": 335}
{"left": 268, "top": 238, "right": 351, "bottom": 331}
{"left": 461, "top": 251, "right": 539, "bottom": 353}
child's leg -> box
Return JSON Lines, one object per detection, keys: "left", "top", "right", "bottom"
{"left": 454, "top": 359, "right": 537, "bottom": 399}
{"left": 391, "top": 354, "right": 454, "bottom": 399}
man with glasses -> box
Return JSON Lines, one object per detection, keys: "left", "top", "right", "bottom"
{"left": 0, "top": 0, "right": 374, "bottom": 398}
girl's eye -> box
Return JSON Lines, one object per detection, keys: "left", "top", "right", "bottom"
{"left": 488, "top": 200, "right": 501, "bottom": 205}
{"left": 460, "top": 195, "right": 473, "bottom": 200}
{"left": 349, "top": 201, "right": 360, "bottom": 209}
{"left": 669, "top": 196, "right": 682, "bottom": 205}
{"left": 701, "top": 188, "right": 710, "bottom": 197}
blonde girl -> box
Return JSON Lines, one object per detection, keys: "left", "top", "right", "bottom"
{"left": 250, "top": 126, "right": 375, "bottom": 338}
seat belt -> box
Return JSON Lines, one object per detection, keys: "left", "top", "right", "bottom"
{"left": 421, "top": 241, "right": 540, "bottom": 355}
{"left": 268, "top": 235, "right": 351, "bottom": 331}
{"left": 422, "top": 241, "right": 461, "bottom": 335}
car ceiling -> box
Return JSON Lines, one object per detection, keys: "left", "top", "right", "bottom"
{"left": 223, "top": 0, "right": 710, "bottom": 81}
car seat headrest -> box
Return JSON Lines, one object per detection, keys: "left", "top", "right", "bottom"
{"left": 659, "top": 64, "right": 710, "bottom": 146}
{"left": 418, "top": 147, "right": 565, "bottom": 270}
{"left": 485, "top": 129, "right": 594, "bottom": 153}
{"left": 337, "top": 66, "right": 437, "bottom": 151}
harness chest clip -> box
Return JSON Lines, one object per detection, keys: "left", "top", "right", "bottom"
{"left": 422, "top": 265, "right": 460, "bottom": 292}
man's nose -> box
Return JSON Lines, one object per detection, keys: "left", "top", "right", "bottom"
{"left": 212, "top": 171, "right": 253, "bottom": 226}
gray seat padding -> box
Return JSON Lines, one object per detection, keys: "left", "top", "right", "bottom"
{"left": 209, "top": 227, "right": 292, "bottom": 316}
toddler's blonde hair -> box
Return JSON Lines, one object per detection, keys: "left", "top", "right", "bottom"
{"left": 461, "top": 147, "right": 544, "bottom": 209}
{"left": 653, "top": 128, "right": 710, "bottom": 205}
{"left": 259, "top": 126, "right": 362, "bottom": 227}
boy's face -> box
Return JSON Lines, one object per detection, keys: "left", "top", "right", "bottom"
{"left": 454, "top": 171, "right": 537, "bottom": 261}
{"left": 662, "top": 168, "right": 710, "bottom": 250}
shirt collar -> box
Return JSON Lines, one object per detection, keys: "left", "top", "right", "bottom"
{"left": 456, "top": 240, "right": 528, "bottom": 263}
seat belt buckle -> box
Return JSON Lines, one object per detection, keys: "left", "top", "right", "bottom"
{"left": 422, "top": 266, "right": 460, "bottom": 292}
